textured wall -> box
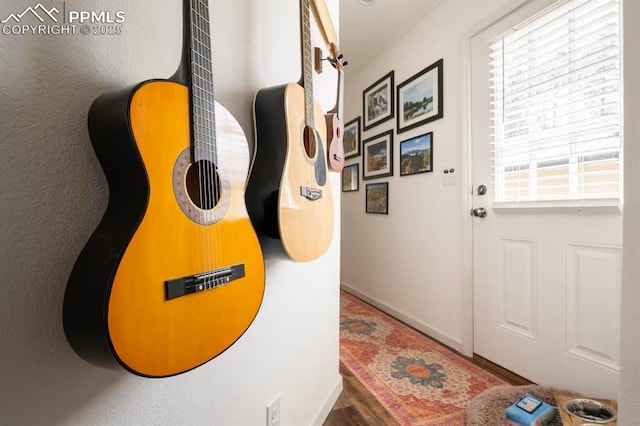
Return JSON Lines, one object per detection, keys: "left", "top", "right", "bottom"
{"left": 0, "top": 0, "right": 341, "bottom": 424}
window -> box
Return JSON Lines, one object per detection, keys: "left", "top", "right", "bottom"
{"left": 490, "top": 0, "right": 622, "bottom": 203}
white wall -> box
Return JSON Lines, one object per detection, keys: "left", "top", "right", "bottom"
{"left": 0, "top": 0, "right": 342, "bottom": 425}
{"left": 341, "top": 0, "right": 511, "bottom": 354}
{"left": 619, "top": 0, "right": 640, "bottom": 422}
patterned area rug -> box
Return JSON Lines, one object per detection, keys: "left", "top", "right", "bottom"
{"left": 340, "top": 291, "right": 509, "bottom": 425}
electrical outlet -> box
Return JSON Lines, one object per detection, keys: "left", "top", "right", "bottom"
{"left": 266, "top": 395, "right": 281, "bottom": 426}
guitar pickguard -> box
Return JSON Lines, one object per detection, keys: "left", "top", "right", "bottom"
{"left": 313, "top": 128, "right": 327, "bottom": 187}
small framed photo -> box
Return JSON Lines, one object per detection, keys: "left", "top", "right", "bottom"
{"left": 344, "top": 117, "right": 361, "bottom": 160}
{"left": 397, "top": 59, "right": 443, "bottom": 133}
{"left": 400, "top": 132, "right": 433, "bottom": 176}
{"left": 342, "top": 163, "right": 359, "bottom": 192}
{"left": 362, "top": 129, "right": 393, "bottom": 181}
{"left": 366, "top": 182, "right": 388, "bottom": 215}
{"left": 362, "top": 71, "right": 394, "bottom": 131}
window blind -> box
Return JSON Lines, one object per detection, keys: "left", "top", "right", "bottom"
{"left": 490, "top": 0, "right": 622, "bottom": 203}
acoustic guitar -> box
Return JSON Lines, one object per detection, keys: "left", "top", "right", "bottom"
{"left": 246, "top": 0, "right": 334, "bottom": 262}
{"left": 63, "top": 0, "right": 265, "bottom": 377}
{"left": 325, "top": 45, "right": 347, "bottom": 173}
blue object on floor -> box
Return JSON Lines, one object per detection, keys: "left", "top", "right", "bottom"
{"left": 505, "top": 393, "right": 558, "bottom": 426}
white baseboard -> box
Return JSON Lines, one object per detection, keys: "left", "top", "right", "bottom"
{"left": 340, "top": 282, "right": 465, "bottom": 354}
{"left": 310, "top": 375, "right": 343, "bottom": 426}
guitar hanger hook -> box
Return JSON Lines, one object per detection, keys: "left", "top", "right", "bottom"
{"left": 323, "top": 56, "right": 348, "bottom": 68}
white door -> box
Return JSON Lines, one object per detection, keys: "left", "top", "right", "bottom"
{"left": 470, "top": 0, "right": 622, "bottom": 398}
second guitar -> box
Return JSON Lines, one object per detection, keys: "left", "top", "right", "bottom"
{"left": 246, "top": 0, "right": 334, "bottom": 262}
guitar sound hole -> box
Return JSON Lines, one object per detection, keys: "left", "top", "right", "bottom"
{"left": 185, "top": 160, "right": 221, "bottom": 210}
{"left": 303, "top": 126, "right": 317, "bottom": 159}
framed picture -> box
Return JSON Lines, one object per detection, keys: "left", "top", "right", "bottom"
{"left": 366, "top": 182, "right": 388, "bottom": 215}
{"left": 342, "top": 163, "right": 359, "bottom": 192}
{"left": 362, "top": 71, "right": 394, "bottom": 131}
{"left": 343, "top": 117, "right": 361, "bottom": 159}
{"left": 400, "top": 132, "right": 433, "bottom": 176}
{"left": 362, "top": 129, "right": 393, "bottom": 180}
{"left": 397, "top": 59, "right": 443, "bottom": 133}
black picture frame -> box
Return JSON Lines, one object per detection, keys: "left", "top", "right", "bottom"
{"left": 362, "top": 71, "right": 394, "bottom": 131}
{"left": 400, "top": 132, "right": 433, "bottom": 176}
{"left": 365, "top": 182, "right": 389, "bottom": 214}
{"left": 342, "top": 163, "right": 359, "bottom": 192}
{"left": 396, "top": 59, "right": 443, "bottom": 133}
{"left": 362, "top": 129, "right": 393, "bottom": 181}
{"left": 343, "top": 117, "right": 361, "bottom": 160}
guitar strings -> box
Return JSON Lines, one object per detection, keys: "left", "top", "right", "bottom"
{"left": 191, "top": 0, "right": 211, "bottom": 288}
{"left": 206, "top": 0, "right": 219, "bottom": 287}
{"left": 306, "top": 0, "right": 323, "bottom": 190}
{"left": 303, "top": 0, "right": 315, "bottom": 192}
{"left": 201, "top": 0, "right": 215, "bottom": 288}
{"left": 198, "top": 0, "right": 218, "bottom": 287}
{"left": 202, "top": 0, "right": 219, "bottom": 289}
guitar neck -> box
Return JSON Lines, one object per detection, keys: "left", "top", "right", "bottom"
{"left": 177, "top": 0, "right": 217, "bottom": 162}
{"left": 331, "top": 65, "right": 344, "bottom": 120}
{"left": 300, "top": 0, "right": 315, "bottom": 128}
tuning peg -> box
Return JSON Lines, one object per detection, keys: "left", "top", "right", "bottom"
{"left": 342, "top": 60, "right": 348, "bottom": 67}
{"left": 338, "top": 53, "right": 344, "bottom": 60}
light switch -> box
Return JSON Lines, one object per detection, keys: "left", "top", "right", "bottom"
{"left": 442, "top": 168, "right": 457, "bottom": 185}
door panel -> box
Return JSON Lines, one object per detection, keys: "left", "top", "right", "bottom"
{"left": 470, "top": 0, "right": 621, "bottom": 399}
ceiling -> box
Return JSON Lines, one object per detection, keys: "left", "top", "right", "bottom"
{"left": 339, "top": 0, "right": 444, "bottom": 74}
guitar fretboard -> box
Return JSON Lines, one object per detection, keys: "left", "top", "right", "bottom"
{"left": 301, "top": 0, "right": 314, "bottom": 128}
{"left": 189, "top": 0, "right": 217, "bottom": 162}
{"left": 336, "top": 64, "right": 344, "bottom": 120}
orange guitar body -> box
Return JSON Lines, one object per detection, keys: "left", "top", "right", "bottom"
{"left": 111, "top": 82, "right": 264, "bottom": 376}
{"left": 63, "top": 80, "right": 265, "bottom": 377}
{"left": 64, "top": 0, "right": 265, "bottom": 377}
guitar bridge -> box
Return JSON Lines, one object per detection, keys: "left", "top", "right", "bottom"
{"left": 300, "top": 186, "right": 323, "bottom": 201}
{"left": 165, "top": 264, "right": 245, "bottom": 301}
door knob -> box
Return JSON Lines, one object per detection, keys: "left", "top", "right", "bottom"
{"left": 471, "top": 207, "right": 487, "bottom": 218}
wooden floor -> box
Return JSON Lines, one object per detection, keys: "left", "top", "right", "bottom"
{"left": 323, "top": 362, "right": 399, "bottom": 426}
